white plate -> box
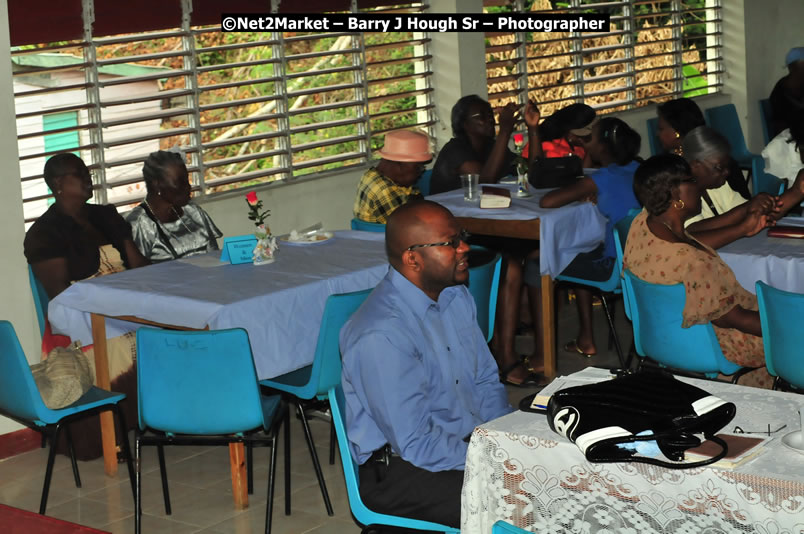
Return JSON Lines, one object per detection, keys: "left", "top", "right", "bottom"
{"left": 279, "top": 231, "right": 334, "bottom": 245}
{"left": 781, "top": 430, "right": 804, "bottom": 454}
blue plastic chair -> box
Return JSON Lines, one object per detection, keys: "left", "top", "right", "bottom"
{"left": 646, "top": 117, "right": 661, "bottom": 156}
{"left": 28, "top": 265, "right": 49, "bottom": 338}
{"left": 468, "top": 247, "right": 502, "bottom": 343}
{"left": 417, "top": 168, "right": 433, "bottom": 196}
{"left": 351, "top": 218, "right": 386, "bottom": 232}
{"left": 755, "top": 281, "right": 804, "bottom": 390}
{"left": 622, "top": 270, "right": 748, "bottom": 381}
{"left": 613, "top": 209, "right": 640, "bottom": 322}
{"left": 328, "top": 385, "right": 460, "bottom": 534}
{"left": 259, "top": 289, "right": 373, "bottom": 517}
{"left": 493, "top": 519, "right": 529, "bottom": 533}
{"left": 752, "top": 156, "right": 787, "bottom": 196}
{"left": 705, "top": 104, "right": 760, "bottom": 170}
{"left": 554, "top": 212, "right": 640, "bottom": 369}
{"left": 759, "top": 98, "right": 773, "bottom": 146}
{"left": 0, "top": 320, "right": 134, "bottom": 514}
{"left": 135, "top": 327, "right": 286, "bottom": 534}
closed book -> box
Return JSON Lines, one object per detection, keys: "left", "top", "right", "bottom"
{"left": 480, "top": 186, "right": 511, "bottom": 209}
{"left": 767, "top": 226, "right": 804, "bottom": 238}
{"left": 684, "top": 433, "right": 770, "bottom": 468}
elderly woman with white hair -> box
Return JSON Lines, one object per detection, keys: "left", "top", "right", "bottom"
{"left": 681, "top": 126, "right": 804, "bottom": 248}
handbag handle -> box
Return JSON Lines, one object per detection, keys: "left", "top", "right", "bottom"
{"left": 605, "top": 433, "right": 729, "bottom": 470}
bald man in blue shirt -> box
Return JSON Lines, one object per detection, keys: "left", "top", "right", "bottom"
{"left": 340, "top": 200, "right": 512, "bottom": 529}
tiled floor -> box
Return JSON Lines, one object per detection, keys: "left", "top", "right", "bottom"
{"left": 0, "top": 292, "right": 631, "bottom": 533}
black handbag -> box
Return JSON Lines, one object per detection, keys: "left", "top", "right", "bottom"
{"left": 527, "top": 155, "right": 583, "bottom": 189}
{"left": 546, "top": 370, "right": 736, "bottom": 468}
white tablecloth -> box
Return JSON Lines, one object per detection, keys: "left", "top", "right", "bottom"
{"left": 720, "top": 217, "right": 804, "bottom": 295}
{"left": 427, "top": 184, "right": 607, "bottom": 277}
{"left": 47, "top": 231, "right": 388, "bottom": 380}
{"left": 462, "top": 368, "right": 804, "bottom": 533}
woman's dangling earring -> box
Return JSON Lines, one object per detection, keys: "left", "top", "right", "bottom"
{"left": 674, "top": 199, "right": 685, "bottom": 210}
{"left": 674, "top": 131, "right": 681, "bottom": 139}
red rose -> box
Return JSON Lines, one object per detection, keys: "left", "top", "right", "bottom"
{"left": 246, "top": 191, "right": 258, "bottom": 206}
{"left": 513, "top": 133, "right": 524, "bottom": 145}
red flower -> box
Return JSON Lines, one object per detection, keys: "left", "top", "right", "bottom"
{"left": 513, "top": 133, "right": 524, "bottom": 145}
{"left": 246, "top": 191, "right": 258, "bottom": 206}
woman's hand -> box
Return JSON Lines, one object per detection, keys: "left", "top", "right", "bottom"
{"left": 498, "top": 102, "right": 519, "bottom": 135}
{"left": 740, "top": 210, "right": 772, "bottom": 237}
{"left": 793, "top": 168, "right": 804, "bottom": 197}
{"left": 523, "top": 100, "right": 540, "bottom": 129}
{"left": 746, "top": 192, "right": 779, "bottom": 216}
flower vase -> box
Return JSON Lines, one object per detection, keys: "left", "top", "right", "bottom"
{"left": 515, "top": 171, "right": 531, "bottom": 198}
{"left": 252, "top": 224, "right": 278, "bottom": 265}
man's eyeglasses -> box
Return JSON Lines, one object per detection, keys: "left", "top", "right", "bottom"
{"left": 406, "top": 230, "right": 470, "bottom": 251}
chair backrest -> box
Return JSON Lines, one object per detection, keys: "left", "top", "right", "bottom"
{"left": 28, "top": 265, "right": 49, "bottom": 338}
{"left": 350, "top": 218, "right": 386, "bottom": 232}
{"left": 755, "top": 281, "right": 804, "bottom": 389}
{"left": 705, "top": 104, "right": 751, "bottom": 160}
{"left": 622, "top": 270, "right": 742, "bottom": 377}
{"left": 417, "top": 168, "right": 433, "bottom": 197}
{"left": 328, "top": 385, "right": 459, "bottom": 533}
{"left": 492, "top": 520, "right": 529, "bottom": 534}
{"left": 613, "top": 209, "right": 640, "bottom": 320}
{"left": 136, "top": 327, "right": 266, "bottom": 434}
{"left": 759, "top": 98, "right": 772, "bottom": 146}
{"left": 752, "top": 156, "right": 786, "bottom": 196}
{"left": 468, "top": 247, "right": 502, "bottom": 343}
{"left": 307, "top": 288, "right": 373, "bottom": 398}
{"left": 646, "top": 117, "right": 661, "bottom": 156}
{"left": 0, "top": 320, "right": 51, "bottom": 424}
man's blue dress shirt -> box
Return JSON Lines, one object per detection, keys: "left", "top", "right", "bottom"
{"left": 340, "top": 267, "right": 512, "bottom": 472}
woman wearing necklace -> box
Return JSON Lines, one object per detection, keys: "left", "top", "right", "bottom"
{"left": 623, "top": 154, "right": 774, "bottom": 388}
{"left": 655, "top": 98, "right": 750, "bottom": 200}
{"left": 681, "top": 126, "right": 804, "bottom": 249}
{"left": 127, "top": 150, "right": 222, "bottom": 262}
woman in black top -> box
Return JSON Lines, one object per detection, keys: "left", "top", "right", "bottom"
{"left": 430, "top": 95, "right": 525, "bottom": 194}
{"left": 25, "top": 153, "right": 149, "bottom": 298}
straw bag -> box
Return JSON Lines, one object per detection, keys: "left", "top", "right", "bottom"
{"left": 31, "top": 343, "right": 93, "bottom": 409}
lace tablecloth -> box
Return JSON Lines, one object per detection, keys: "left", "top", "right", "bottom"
{"left": 462, "top": 369, "right": 804, "bottom": 533}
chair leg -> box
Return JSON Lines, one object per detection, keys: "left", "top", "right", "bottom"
{"left": 265, "top": 434, "right": 279, "bottom": 534}
{"left": 64, "top": 424, "right": 82, "bottom": 488}
{"left": 135, "top": 433, "right": 142, "bottom": 534}
{"left": 329, "top": 418, "right": 336, "bottom": 465}
{"left": 39, "top": 425, "right": 62, "bottom": 514}
{"left": 600, "top": 295, "right": 626, "bottom": 369}
{"left": 606, "top": 299, "right": 618, "bottom": 350}
{"left": 296, "top": 401, "right": 334, "bottom": 516}
{"left": 284, "top": 404, "right": 291, "bottom": 516}
{"left": 157, "top": 445, "right": 171, "bottom": 515}
{"left": 113, "top": 405, "right": 136, "bottom": 502}
{"left": 247, "top": 442, "right": 254, "bottom": 495}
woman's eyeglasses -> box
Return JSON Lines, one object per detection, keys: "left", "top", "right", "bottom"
{"left": 407, "top": 230, "right": 470, "bottom": 251}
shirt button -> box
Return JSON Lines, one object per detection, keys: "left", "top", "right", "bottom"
{"left": 447, "top": 346, "right": 451, "bottom": 351}
{"left": 456, "top": 379, "right": 459, "bottom": 384}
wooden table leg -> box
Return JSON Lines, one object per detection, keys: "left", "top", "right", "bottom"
{"left": 90, "top": 313, "right": 118, "bottom": 477}
{"left": 229, "top": 443, "right": 249, "bottom": 509}
{"left": 541, "top": 274, "right": 556, "bottom": 378}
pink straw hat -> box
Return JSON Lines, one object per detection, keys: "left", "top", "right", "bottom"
{"left": 377, "top": 130, "right": 432, "bottom": 163}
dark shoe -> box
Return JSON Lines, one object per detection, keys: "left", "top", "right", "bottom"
{"left": 563, "top": 339, "right": 595, "bottom": 358}
{"left": 500, "top": 362, "right": 548, "bottom": 388}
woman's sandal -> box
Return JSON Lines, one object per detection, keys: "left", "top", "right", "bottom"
{"left": 499, "top": 361, "right": 546, "bottom": 388}
{"left": 563, "top": 339, "right": 596, "bottom": 358}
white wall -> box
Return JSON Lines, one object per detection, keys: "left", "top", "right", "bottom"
{"left": 741, "top": 0, "right": 804, "bottom": 152}
{"left": 0, "top": 0, "right": 35, "bottom": 435}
